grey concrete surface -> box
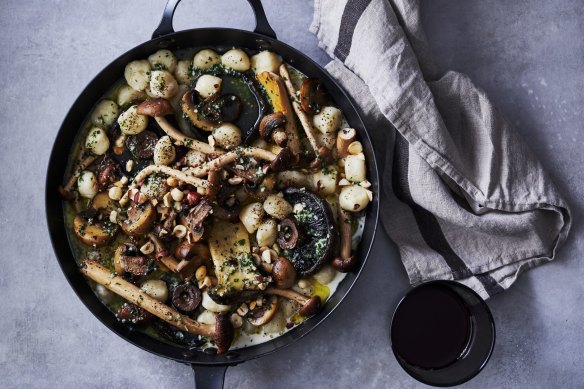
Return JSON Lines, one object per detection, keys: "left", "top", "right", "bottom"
{"left": 0, "top": 0, "right": 582, "bottom": 387}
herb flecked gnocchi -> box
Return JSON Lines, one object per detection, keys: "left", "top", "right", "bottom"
{"left": 60, "top": 47, "right": 373, "bottom": 354}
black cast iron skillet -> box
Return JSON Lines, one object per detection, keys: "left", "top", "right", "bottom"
{"left": 45, "top": 0, "right": 379, "bottom": 387}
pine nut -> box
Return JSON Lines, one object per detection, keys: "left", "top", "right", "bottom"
{"left": 108, "top": 186, "right": 123, "bottom": 201}
{"left": 172, "top": 225, "right": 187, "bottom": 238}
{"left": 170, "top": 188, "right": 184, "bottom": 202}
{"left": 347, "top": 141, "right": 363, "bottom": 155}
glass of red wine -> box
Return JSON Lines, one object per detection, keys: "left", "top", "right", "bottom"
{"left": 390, "top": 280, "right": 495, "bottom": 387}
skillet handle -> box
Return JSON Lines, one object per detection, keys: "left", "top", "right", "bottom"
{"left": 191, "top": 364, "right": 228, "bottom": 389}
{"left": 152, "top": 0, "right": 277, "bottom": 39}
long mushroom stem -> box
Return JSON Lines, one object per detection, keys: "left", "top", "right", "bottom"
{"left": 132, "top": 165, "right": 210, "bottom": 188}
{"left": 137, "top": 98, "right": 219, "bottom": 155}
{"left": 187, "top": 147, "right": 276, "bottom": 177}
{"left": 155, "top": 116, "right": 217, "bottom": 154}
{"left": 331, "top": 204, "right": 358, "bottom": 272}
{"left": 336, "top": 128, "right": 356, "bottom": 159}
{"left": 147, "top": 233, "right": 197, "bottom": 280}
{"left": 59, "top": 155, "right": 96, "bottom": 197}
{"left": 266, "top": 287, "right": 321, "bottom": 317}
{"left": 279, "top": 64, "right": 322, "bottom": 154}
{"left": 81, "top": 260, "right": 213, "bottom": 337}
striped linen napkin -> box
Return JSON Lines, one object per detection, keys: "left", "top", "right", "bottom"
{"left": 310, "top": 0, "right": 571, "bottom": 298}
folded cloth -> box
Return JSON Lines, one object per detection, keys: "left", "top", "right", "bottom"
{"left": 310, "top": 0, "right": 571, "bottom": 298}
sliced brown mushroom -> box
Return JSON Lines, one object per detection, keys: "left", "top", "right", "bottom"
{"left": 266, "top": 288, "right": 322, "bottom": 317}
{"left": 279, "top": 64, "right": 323, "bottom": 155}
{"left": 213, "top": 185, "right": 241, "bottom": 222}
{"left": 331, "top": 206, "right": 358, "bottom": 272}
{"left": 200, "top": 93, "right": 242, "bottom": 123}
{"left": 271, "top": 257, "right": 297, "bottom": 289}
{"left": 174, "top": 240, "right": 213, "bottom": 271}
{"left": 116, "top": 302, "right": 152, "bottom": 325}
{"left": 259, "top": 112, "right": 288, "bottom": 147}
{"left": 277, "top": 218, "right": 300, "bottom": 250}
{"left": 248, "top": 295, "right": 278, "bottom": 326}
{"left": 89, "top": 191, "right": 117, "bottom": 215}
{"left": 113, "top": 243, "right": 150, "bottom": 276}
{"left": 269, "top": 147, "right": 295, "bottom": 172}
{"left": 181, "top": 89, "right": 220, "bottom": 133}
{"left": 120, "top": 202, "right": 156, "bottom": 237}
{"left": 148, "top": 233, "right": 197, "bottom": 280}
{"left": 126, "top": 130, "right": 158, "bottom": 159}
{"left": 73, "top": 213, "right": 117, "bottom": 247}
{"left": 171, "top": 283, "right": 202, "bottom": 313}
{"left": 179, "top": 198, "right": 213, "bottom": 242}
{"left": 95, "top": 156, "right": 120, "bottom": 188}
{"left": 80, "top": 260, "right": 234, "bottom": 353}
{"left": 299, "top": 78, "right": 328, "bottom": 115}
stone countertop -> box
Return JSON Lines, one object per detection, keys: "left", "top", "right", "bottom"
{"left": 1, "top": 0, "right": 582, "bottom": 387}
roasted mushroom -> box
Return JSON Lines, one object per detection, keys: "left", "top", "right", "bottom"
{"left": 73, "top": 212, "right": 118, "bottom": 247}
{"left": 248, "top": 295, "right": 278, "bottom": 326}
{"left": 179, "top": 198, "right": 213, "bottom": 241}
{"left": 299, "top": 78, "right": 328, "bottom": 115}
{"left": 200, "top": 93, "right": 242, "bottom": 123}
{"left": 116, "top": 302, "right": 152, "bottom": 325}
{"left": 277, "top": 218, "right": 300, "bottom": 250}
{"left": 269, "top": 147, "right": 295, "bottom": 172}
{"left": 120, "top": 202, "right": 156, "bottom": 237}
{"left": 259, "top": 112, "right": 287, "bottom": 147}
{"left": 278, "top": 188, "right": 337, "bottom": 276}
{"left": 271, "top": 257, "right": 297, "bottom": 289}
{"left": 213, "top": 185, "right": 241, "bottom": 222}
{"left": 114, "top": 243, "right": 150, "bottom": 276}
{"left": 331, "top": 206, "right": 359, "bottom": 272}
{"left": 181, "top": 88, "right": 220, "bottom": 133}
{"left": 171, "top": 283, "right": 202, "bottom": 313}
{"left": 267, "top": 288, "right": 321, "bottom": 317}
{"left": 126, "top": 130, "right": 158, "bottom": 159}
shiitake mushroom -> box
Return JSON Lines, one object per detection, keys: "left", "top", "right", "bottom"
{"left": 116, "top": 302, "right": 152, "bottom": 325}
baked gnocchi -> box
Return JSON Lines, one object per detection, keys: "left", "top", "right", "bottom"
{"left": 60, "top": 46, "right": 373, "bottom": 354}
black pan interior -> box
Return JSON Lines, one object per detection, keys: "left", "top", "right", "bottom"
{"left": 45, "top": 28, "right": 380, "bottom": 366}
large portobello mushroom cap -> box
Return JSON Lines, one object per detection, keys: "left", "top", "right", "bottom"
{"left": 281, "top": 188, "right": 337, "bottom": 276}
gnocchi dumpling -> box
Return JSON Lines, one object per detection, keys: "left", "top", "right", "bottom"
{"left": 313, "top": 106, "right": 343, "bottom": 134}
{"left": 90, "top": 100, "right": 119, "bottom": 128}
{"left": 174, "top": 59, "right": 191, "bottom": 85}
{"left": 256, "top": 219, "right": 278, "bottom": 247}
{"left": 85, "top": 127, "right": 110, "bottom": 156}
{"left": 117, "top": 105, "right": 148, "bottom": 135}
{"left": 77, "top": 170, "right": 98, "bottom": 199}
{"left": 149, "top": 70, "right": 179, "bottom": 99}
{"left": 239, "top": 202, "right": 265, "bottom": 233}
{"left": 153, "top": 135, "right": 176, "bottom": 166}
{"left": 212, "top": 123, "right": 241, "bottom": 150}
{"left": 251, "top": 50, "right": 282, "bottom": 74}
{"left": 148, "top": 49, "right": 177, "bottom": 72}
{"left": 193, "top": 49, "right": 221, "bottom": 69}
{"left": 221, "top": 48, "right": 250, "bottom": 71}
{"left": 263, "top": 195, "right": 293, "bottom": 220}
{"left": 339, "top": 185, "right": 370, "bottom": 212}
{"left": 344, "top": 155, "right": 366, "bottom": 182}
{"left": 117, "top": 84, "right": 145, "bottom": 107}
{"left": 312, "top": 166, "right": 338, "bottom": 196}
{"left": 124, "top": 60, "right": 151, "bottom": 91}
{"left": 195, "top": 74, "right": 222, "bottom": 98}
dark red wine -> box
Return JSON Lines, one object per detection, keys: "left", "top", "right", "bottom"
{"left": 391, "top": 284, "right": 472, "bottom": 369}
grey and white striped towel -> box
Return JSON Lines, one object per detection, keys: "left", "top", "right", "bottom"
{"left": 310, "top": 0, "right": 572, "bottom": 298}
